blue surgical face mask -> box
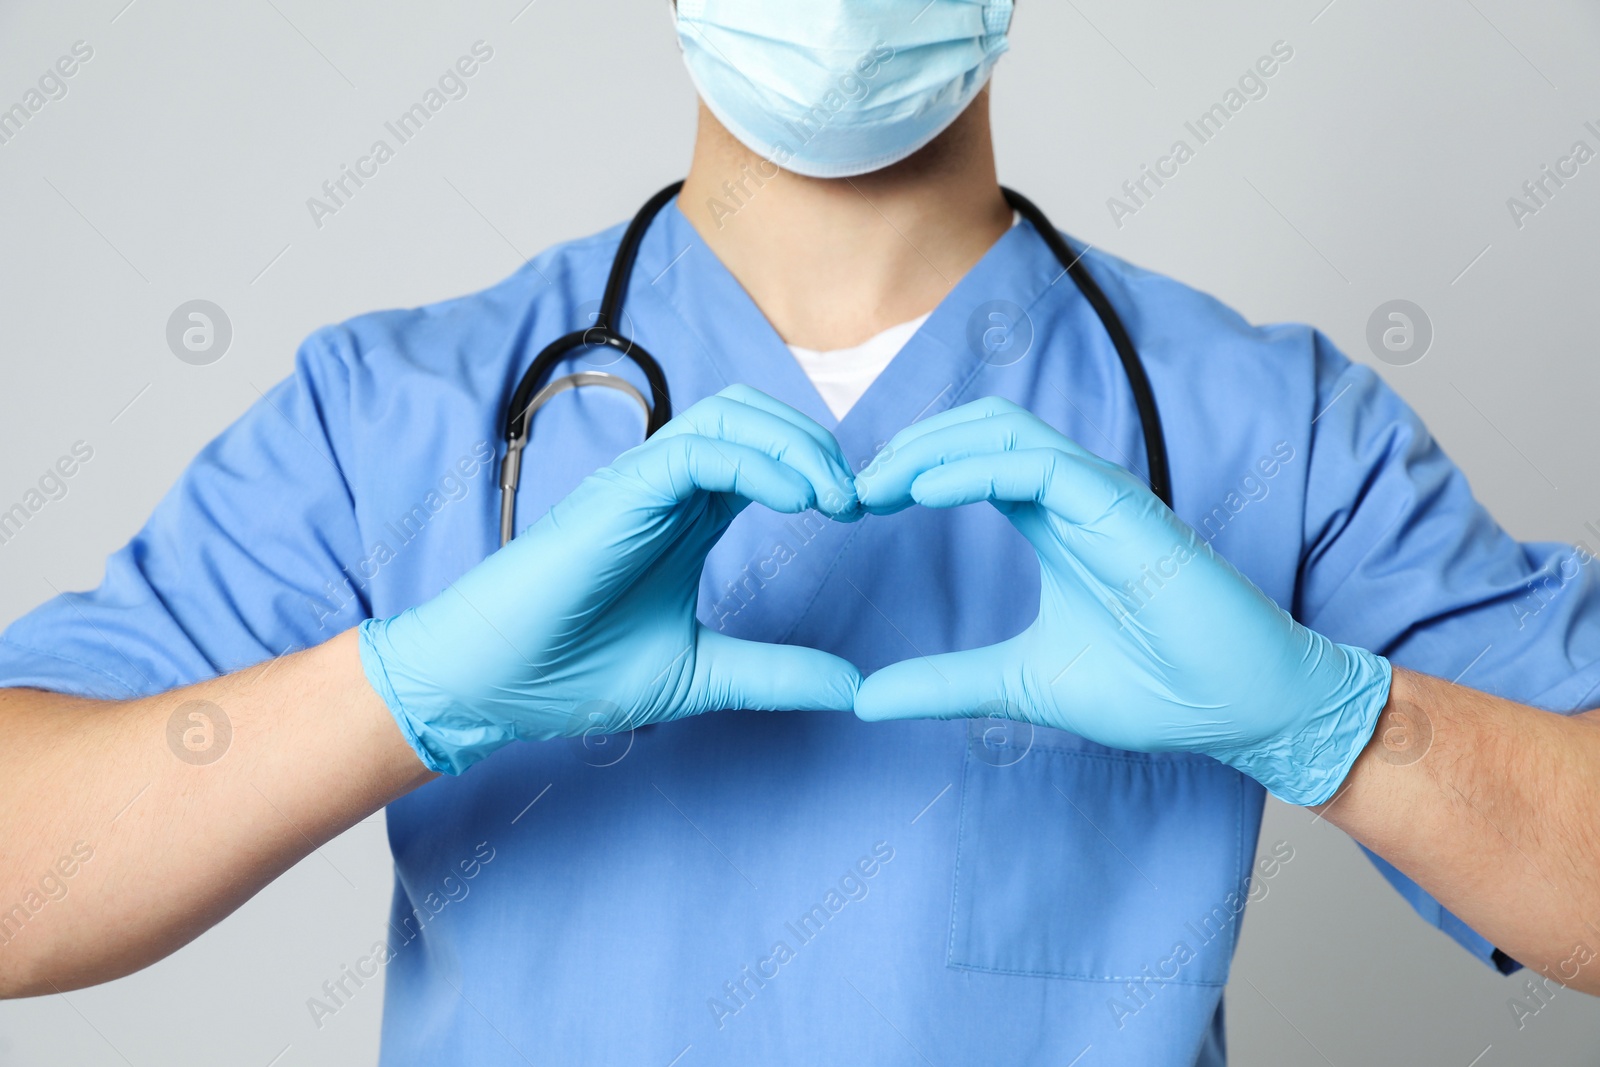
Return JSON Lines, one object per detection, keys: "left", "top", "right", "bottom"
{"left": 675, "top": 0, "right": 1014, "bottom": 179}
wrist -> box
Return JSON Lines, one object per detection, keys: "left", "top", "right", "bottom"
{"left": 1328, "top": 664, "right": 1437, "bottom": 790}
{"left": 315, "top": 628, "right": 442, "bottom": 792}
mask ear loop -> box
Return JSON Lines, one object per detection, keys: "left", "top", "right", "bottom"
{"left": 983, "top": 0, "right": 1016, "bottom": 38}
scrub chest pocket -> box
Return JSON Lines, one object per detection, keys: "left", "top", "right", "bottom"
{"left": 949, "top": 722, "right": 1249, "bottom": 985}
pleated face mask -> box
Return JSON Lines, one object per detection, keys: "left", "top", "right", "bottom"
{"left": 674, "top": 0, "right": 1014, "bottom": 179}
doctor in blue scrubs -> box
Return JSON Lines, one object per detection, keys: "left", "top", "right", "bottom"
{"left": 4, "top": 2, "right": 1600, "bottom": 1064}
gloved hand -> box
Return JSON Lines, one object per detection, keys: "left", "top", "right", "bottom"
{"left": 852, "top": 398, "right": 1391, "bottom": 806}
{"left": 358, "top": 385, "right": 863, "bottom": 775}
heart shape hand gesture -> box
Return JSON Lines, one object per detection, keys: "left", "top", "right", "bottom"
{"left": 360, "top": 389, "right": 1389, "bottom": 801}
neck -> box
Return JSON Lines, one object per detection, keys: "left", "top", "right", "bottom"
{"left": 678, "top": 95, "right": 1011, "bottom": 351}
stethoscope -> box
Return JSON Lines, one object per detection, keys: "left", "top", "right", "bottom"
{"left": 497, "top": 180, "right": 1171, "bottom": 547}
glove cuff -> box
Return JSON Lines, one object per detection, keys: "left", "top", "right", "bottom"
{"left": 357, "top": 614, "right": 513, "bottom": 776}
{"left": 1222, "top": 642, "right": 1393, "bottom": 807}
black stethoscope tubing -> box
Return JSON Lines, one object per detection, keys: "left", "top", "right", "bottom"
{"left": 497, "top": 181, "right": 1172, "bottom": 546}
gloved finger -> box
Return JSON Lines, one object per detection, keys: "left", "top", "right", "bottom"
{"left": 654, "top": 394, "right": 858, "bottom": 517}
{"left": 909, "top": 449, "right": 1193, "bottom": 571}
{"left": 855, "top": 397, "right": 1027, "bottom": 488}
{"left": 853, "top": 643, "right": 1015, "bottom": 723}
{"left": 610, "top": 434, "right": 819, "bottom": 515}
{"left": 662, "top": 392, "right": 852, "bottom": 480}
{"left": 882, "top": 396, "right": 1031, "bottom": 453}
{"left": 713, "top": 385, "right": 849, "bottom": 465}
{"left": 691, "top": 627, "right": 862, "bottom": 712}
{"left": 714, "top": 385, "right": 866, "bottom": 523}
{"left": 855, "top": 411, "right": 1094, "bottom": 514}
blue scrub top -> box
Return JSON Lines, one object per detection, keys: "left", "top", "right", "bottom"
{"left": 5, "top": 198, "right": 1599, "bottom": 1066}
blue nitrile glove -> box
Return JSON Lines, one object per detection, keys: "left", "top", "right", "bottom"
{"left": 852, "top": 398, "right": 1391, "bottom": 806}
{"left": 358, "top": 386, "right": 863, "bottom": 775}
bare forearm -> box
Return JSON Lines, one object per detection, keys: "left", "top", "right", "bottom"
{"left": 0, "top": 628, "right": 435, "bottom": 997}
{"left": 1316, "top": 667, "right": 1600, "bottom": 992}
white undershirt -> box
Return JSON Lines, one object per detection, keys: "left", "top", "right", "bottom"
{"left": 787, "top": 212, "right": 1022, "bottom": 420}
{"left": 788, "top": 313, "right": 931, "bottom": 420}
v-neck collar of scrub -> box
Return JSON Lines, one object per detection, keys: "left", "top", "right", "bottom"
{"left": 632, "top": 196, "right": 1075, "bottom": 470}
{"left": 787, "top": 312, "right": 933, "bottom": 365}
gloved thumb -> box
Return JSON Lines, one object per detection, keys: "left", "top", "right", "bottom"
{"left": 690, "top": 627, "right": 862, "bottom": 713}
{"left": 854, "top": 646, "right": 1013, "bottom": 723}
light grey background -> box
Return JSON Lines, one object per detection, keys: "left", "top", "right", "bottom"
{"left": 2, "top": 0, "right": 1598, "bottom": 1063}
